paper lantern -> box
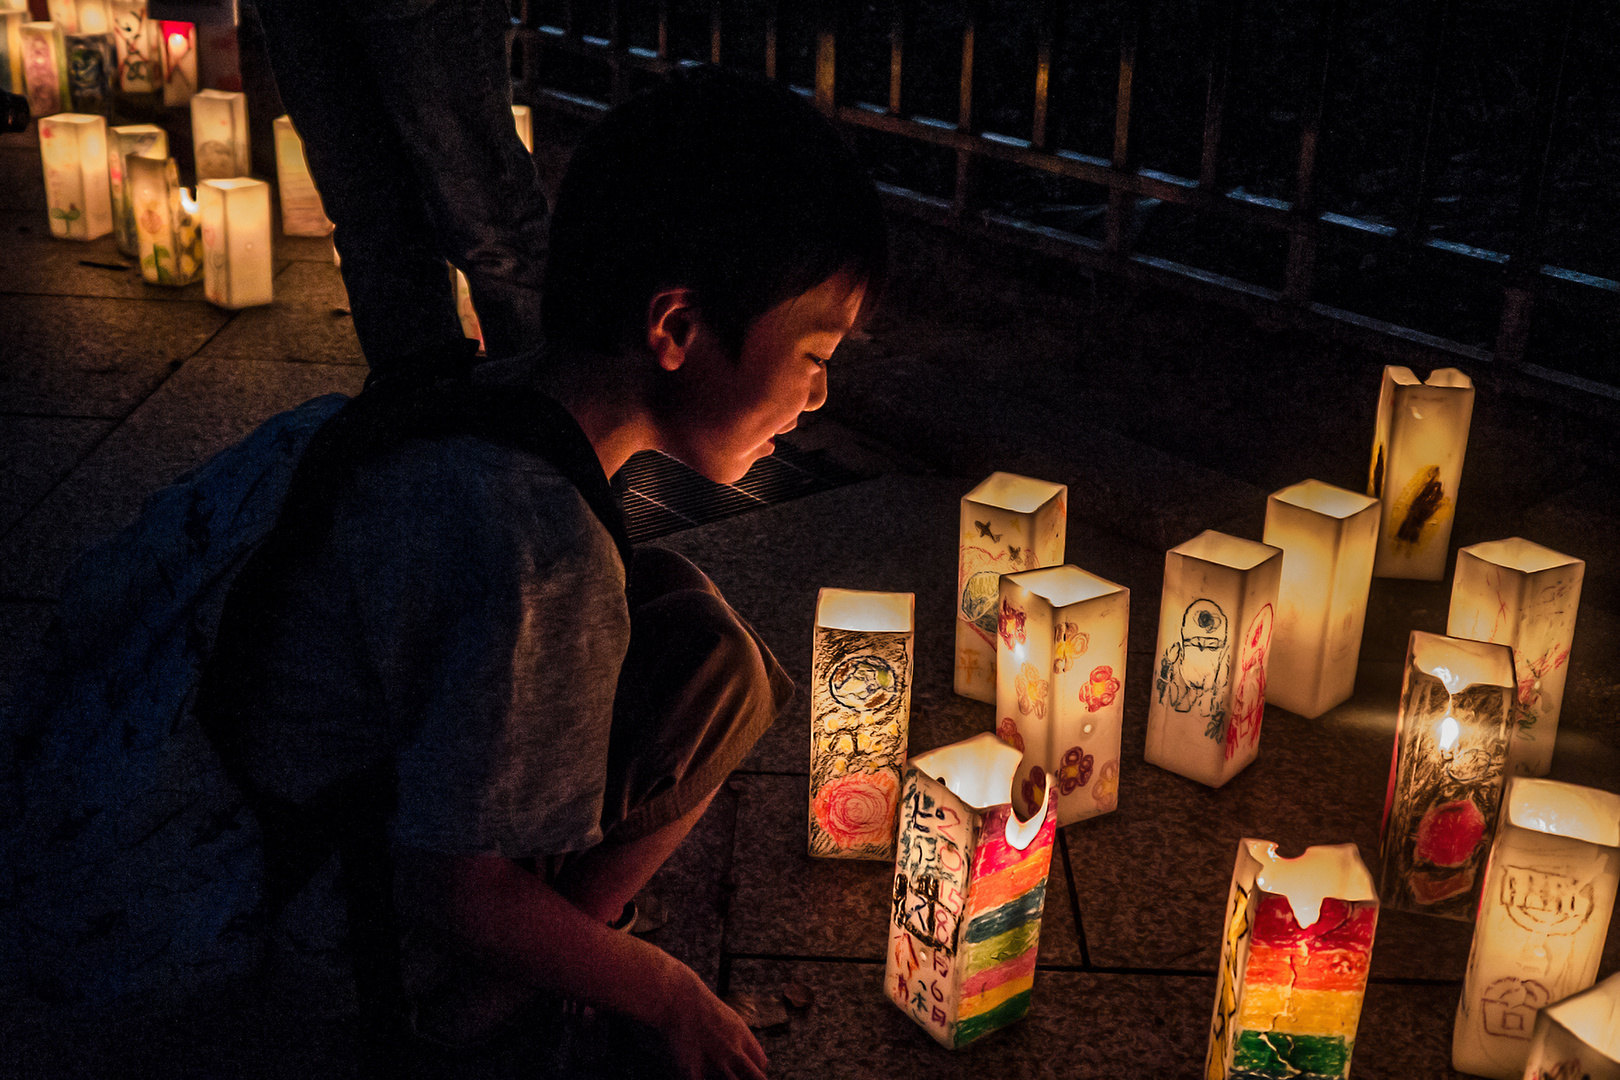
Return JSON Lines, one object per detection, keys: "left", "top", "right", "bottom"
{"left": 2, "top": 13, "right": 24, "bottom": 95}
{"left": 198, "top": 177, "right": 271, "bottom": 309}
{"left": 808, "top": 588, "right": 913, "bottom": 860}
{"left": 1207, "top": 839, "right": 1379, "bottom": 1080}
{"left": 108, "top": 0, "right": 159, "bottom": 94}
{"left": 1448, "top": 538, "right": 1584, "bottom": 779}
{"left": 272, "top": 115, "right": 331, "bottom": 237}
{"left": 1145, "top": 530, "right": 1282, "bottom": 788}
{"left": 64, "top": 32, "right": 113, "bottom": 114}
{"left": 511, "top": 103, "right": 533, "bottom": 152}
{"left": 885, "top": 733, "right": 1056, "bottom": 1048}
{"left": 1368, "top": 366, "right": 1475, "bottom": 581}
{"left": 38, "top": 112, "right": 112, "bottom": 240}
{"left": 1262, "top": 480, "right": 1380, "bottom": 719}
{"left": 955, "top": 472, "right": 1067, "bottom": 704}
{"left": 190, "top": 88, "right": 248, "bottom": 180}
{"left": 1522, "top": 973, "right": 1620, "bottom": 1080}
{"left": 74, "top": 0, "right": 111, "bottom": 36}
{"left": 127, "top": 155, "right": 200, "bottom": 285}
{"left": 108, "top": 122, "right": 166, "bottom": 255}
{"left": 157, "top": 20, "right": 193, "bottom": 105}
{"left": 996, "top": 564, "right": 1128, "bottom": 826}
{"left": 20, "top": 22, "right": 69, "bottom": 118}
{"left": 1452, "top": 778, "right": 1620, "bottom": 1079}
{"left": 1377, "top": 630, "right": 1516, "bottom": 920}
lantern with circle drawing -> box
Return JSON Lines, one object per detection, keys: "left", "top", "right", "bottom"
{"left": 198, "top": 177, "right": 271, "bottom": 309}
{"left": 1145, "top": 530, "right": 1281, "bottom": 788}
{"left": 1263, "top": 480, "right": 1380, "bottom": 720}
{"left": 1522, "top": 972, "right": 1620, "bottom": 1080}
{"left": 1377, "top": 631, "right": 1516, "bottom": 921}
{"left": 108, "top": 0, "right": 159, "bottom": 94}
{"left": 273, "top": 115, "right": 331, "bottom": 237}
{"left": 158, "top": 20, "right": 193, "bottom": 105}
{"left": 885, "top": 733, "right": 1056, "bottom": 1048}
{"left": 955, "top": 472, "right": 1066, "bottom": 704}
{"left": 38, "top": 112, "right": 112, "bottom": 240}
{"left": 190, "top": 88, "right": 248, "bottom": 179}
{"left": 1452, "top": 778, "right": 1620, "bottom": 1080}
{"left": 1207, "top": 839, "right": 1378, "bottom": 1080}
{"left": 1448, "top": 538, "right": 1584, "bottom": 779}
{"left": 808, "top": 588, "right": 913, "bottom": 860}
{"left": 127, "top": 155, "right": 200, "bottom": 285}
{"left": 996, "top": 564, "right": 1128, "bottom": 826}
{"left": 20, "top": 22, "right": 69, "bottom": 117}
{"left": 109, "top": 122, "right": 166, "bottom": 255}
{"left": 1368, "top": 366, "right": 1475, "bottom": 581}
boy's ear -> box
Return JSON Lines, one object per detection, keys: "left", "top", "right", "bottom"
{"left": 645, "top": 288, "right": 703, "bottom": 372}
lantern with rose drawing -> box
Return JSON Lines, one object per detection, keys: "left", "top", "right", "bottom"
{"left": 38, "top": 112, "right": 112, "bottom": 240}
{"left": 1369, "top": 366, "right": 1475, "bottom": 581}
{"left": 1521, "top": 972, "right": 1620, "bottom": 1080}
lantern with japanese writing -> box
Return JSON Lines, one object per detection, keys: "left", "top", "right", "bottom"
{"left": 38, "top": 112, "right": 111, "bottom": 240}
{"left": 1448, "top": 538, "right": 1584, "bottom": 778}
{"left": 1207, "top": 839, "right": 1378, "bottom": 1080}
{"left": 1369, "top": 366, "right": 1475, "bottom": 581}
{"left": 127, "top": 155, "right": 200, "bottom": 285}
{"left": 108, "top": 122, "right": 166, "bottom": 255}
{"left": 955, "top": 472, "right": 1066, "bottom": 704}
{"left": 198, "top": 177, "right": 271, "bottom": 308}
{"left": 808, "top": 588, "right": 913, "bottom": 860}
{"left": 1377, "top": 631, "right": 1516, "bottom": 920}
{"left": 1452, "top": 778, "right": 1620, "bottom": 1079}
{"left": 273, "top": 115, "right": 331, "bottom": 236}
{"left": 1522, "top": 972, "right": 1620, "bottom": 1080}
{"left": 885, "top": 733, "right": 1056, "bottom": 1048}
{"left": 20, "top": 22, "right": 69, "bottom": 117}
{"left": 1262, "top": 480, "right": 1380, "bottom": 719}
{"left": 190, "top": 88, "right": 248, "bottom": 179}
{"left": 108, "top": 0, "right": 160, "bottom": 94}
{"left": 1145, "top": 530, "right": 1281, "bottom": 788}
{"left": 996, "top": 564, "right": 1128, "bottom": 825}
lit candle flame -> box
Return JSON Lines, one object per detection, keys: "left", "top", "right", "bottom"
{"left": 1438, "top": 713, "right": 1460, "bottom": 752}
{"left": 168, "top": 32, "right": 188, "bottom": 52}
{"left": 1432, "top": 665, "right": 1461, "bottom": 694}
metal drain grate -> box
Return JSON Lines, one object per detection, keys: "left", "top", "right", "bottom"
{"left": 618, "top": 437, "right": 873, "bottom": 543}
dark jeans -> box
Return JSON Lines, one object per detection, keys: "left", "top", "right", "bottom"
{"left": 252, "top": 0, "right": 548, "bottom": 370}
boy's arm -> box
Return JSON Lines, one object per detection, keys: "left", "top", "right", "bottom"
{"left": 399, "top": 848, "right": 768, "bottom": 1080}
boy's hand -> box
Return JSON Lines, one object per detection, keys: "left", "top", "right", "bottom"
{"left": 652, "top": 963, "right": 769, "bottom": 1080}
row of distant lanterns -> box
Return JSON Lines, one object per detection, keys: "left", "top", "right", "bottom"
{"left": 807, "top": 370, "right": 1616, "bottom": 1077}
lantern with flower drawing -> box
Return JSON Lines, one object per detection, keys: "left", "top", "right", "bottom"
{"left": 885, "top": 733, "right": 1056, "bottom": 1048}
{"left": 198, "top": 177, "right": 271, "bottom": 309}
{"left": 996, "top": 564, "right": 1128, "bottom": 826}
{"left": 1521, "top": 972, "right": 1620, "bottom": 1080}
{"left": 20, "top": 21, "right": 69, "bottom": 117}
{"left": 273, "top": 115, "right": 331, "bottom": 237}
{"left": 127, "top": 155, "right": 200, "bottom": 285}
{"left": 108, "top": 122, "right": 166, "bottom": 255}
{"left": 38, "top": 112, "right": 112, "bottom": 240}
{"left": 955, "top": 472, "right": 1067, "bottom": 704}
{"left": 1369, "top": 366, "right": 1474, "bottom": 581}
{"left": 1145, "top": 530, "right": 1281, "bottom": 788}
{"left": 190, "top": 88, "right": 248, "bottom": 179}
{"left": 1452, "top": 778, "right": 1620, "bottom": 1079}
{"left": 1448, "top": 538, "right": 1583, "bottom": 778}
{"left": 1378, "top": 631, "right": 1516, "bottom": 921}
{"left": 808, "top": 588, "right": 913, "bottom": 860}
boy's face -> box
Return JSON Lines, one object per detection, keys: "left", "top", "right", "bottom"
{"left": 661, "top": 270, "right": 864, "bottom": 485}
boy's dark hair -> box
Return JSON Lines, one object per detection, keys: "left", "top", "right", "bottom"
{"left": 542, "top": 66, "right": 887, "bottom": 359}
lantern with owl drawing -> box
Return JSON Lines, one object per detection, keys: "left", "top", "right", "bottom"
{"left": 1368, "top": 366, "right": 1474, "bottom": 581}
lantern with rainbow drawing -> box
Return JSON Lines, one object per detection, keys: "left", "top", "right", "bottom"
{"left": 38, "top": 112, "right": 112, "bottom": 240}
{"left": 1368, "top": 366, "right": 1474, "bottom": 581}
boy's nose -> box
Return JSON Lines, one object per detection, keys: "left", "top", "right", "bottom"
{"left": 804, "top": 367, "right": 828, "bottom": 413}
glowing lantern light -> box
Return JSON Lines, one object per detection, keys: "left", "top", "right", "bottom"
{"left": 74, "top": 0, "right": 111, "bottom": 36}
{"left": 272, "top": 114, "right": 331, "bottom": 237}
{"left": 1368, "top": 366, "right": 1475, "bottom": 581}
{"left": 1378, "top": 630, "right": 1516, "bottom": 920}
{"left": 996, "top": 564, "right": 1128, "bottom": 825}
{"left": 20, "top": 22, "right": 70, "bottom": 118}
{"left": 1521, "top": 972, "right": 1620, "bottom": 1080}
{"left": 127, "top": 155, "right": 200, "bottom": 285}
{"left": 108, "top": 123, "right": 166, "bottom": 256}
{"left": 885, "top": 733, "right": 1056, "bottom": 1048}
{"left": 1144, "top": 530, "right": 1282, "bottom": 788}
{"left": 198, "top": 177, "right": 272, "bottom": 309}
{"left": 190, "top": 88, "right": 248, "bottom": 179}
{"left": 2, "top": 12, "right": 25, "bottom": 96}
{"left": 158, "top": 20, "right": 194, "bottom": 106}
{"left": 38, "top": 112, "right": 112, "bottom": 240}
{"left": 108, "top": 0, "right": 160, "bottom": 94}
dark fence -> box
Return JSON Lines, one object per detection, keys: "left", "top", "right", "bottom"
{"left": 512, "top": 1, "right": 1619, "bottom": 400}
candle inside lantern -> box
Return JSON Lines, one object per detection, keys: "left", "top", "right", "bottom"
{"left": 74, "top": 0, "right": 111, "bottom": 35}
{"left": 1452, "top": 778, "right": 1620, "bottom": 1079}
{"left": 956, "top": 472, "right": 1067, "bottom": 704}
{"left": 20, "top": 21, "right": 69, "bottom": 118}
{"left": 1263, "top": 480, "right": 1380, "bottom": 719}
{"left": 108, "top": 122, "right": 167, "bottom": 256}
{"left": 1368, "top": 365, "right": 1475, "bottom": 581}
{"left": 885, "top": 732, "right": 1056, "bottom": 1048}
{"left": 1207, "top": 839, "right": 1379, "bottom": 1080}
{"left": 127, "top": 154, "right": 200, "bottom": 285}
{"left": 108, "top": 0, "right": 160, "bottom": 94}
{"left": 511, "top": 103, "right": 533, "bottom": 152}
{"left": 272, "top": 115, "right": 331, "bottom": 237}
{"left": 1378, "top": 630, "right": 1516, "bottom": 921}
{"left": 190, "top": 88, "right": 249, "bottom": 180}
{"left": 1145, "top": 530, "right": 1282, "bottom": 788}
{"left": 997, "top": 564, "right": 1128, "bottom": 826}
{"left": 38, "top": 112, "right": 112, "bottom": 240}
{"left": 159, "top": 20, "right": 194, "bottom": 105}
{"left": 1522, "top": 973, "right": 1620, "bottom": 1080}
{"left": 1448, "top": 537, "right": 1584, "bottom": 778}
{"left": 198, "top": 177, "right": 272, "bottom": 308}
{"left": 808, "top": 588, "right": 913, "bottom": 860}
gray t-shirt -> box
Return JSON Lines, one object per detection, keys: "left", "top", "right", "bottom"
{"left": 218, "top": 435, "right": 630, "bottom": 859}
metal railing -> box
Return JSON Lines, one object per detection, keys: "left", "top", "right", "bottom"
{"left": 513, "top": 1, "right": 1618, "bottom": 401}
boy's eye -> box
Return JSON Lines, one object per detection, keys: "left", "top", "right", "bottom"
{"left": 808, "top": 353, "right": 830, "bottom": 367}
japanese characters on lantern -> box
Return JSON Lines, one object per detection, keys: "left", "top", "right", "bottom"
{"left": 1377, "top": 631, "right": 1516, "bottom": 921}
{"left": 885, "top": 733, "right": 1056, "bottom": 1048}
{"left": 1448, "top": 538, "right": 1584, "bottom": 778}
{"left": 1207, "top": 840, "right": 1379, "bottom": 1080}
{"left": 20, "top": 21, "right": 69, "bottom": 118}
{"left": 1368, "top": 366, "right": 1475, "bottom": 581}
{"left": 1521, "top": 973, "right": 1620, "bottom": 1080}
{"left": 108, "top": 122, "right": 166, "bottom": 255}
{"left": 127, "top": 154, "right": 200, "bottom": 285}
{"left": 198, "top": 177, "right": 272, "bottom": 309}
{"left": 273, "top": 115, "right": 331, "bottom": 237}
{"left": 996, "top": 564, "right": 1128, "bottom": 826}
{"left": 1452, "top": 778, "right": 1620, "bottom": 1080}
{"left": 38, "top": 112, "right": 112, "bottom": 240}
{"left": 190, "top": 88, "right": 248, "bottom": 180}
{"left": 955, "top": 472, "right": 1067, "bottom": 704}
{"left": 808, "top": 588, "right": 913, "bottom": 860}
{"left": 1145, "top": 530, "right": 1281, "bottom": 788}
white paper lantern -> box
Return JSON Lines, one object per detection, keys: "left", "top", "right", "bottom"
{"left": 108, "top": 121, "right": 166, "bottom": 256}
{"left": 20, "top": 21, "right": 69, "bottom": 117}
{"left": 1368, "top": 365, "right": 1475, "bottom": 581}
{"left": 158, "top": 19, "right": 195, "bottom": 106}
{"left": 190, "top": 88, "right": 248, "bottom": 179}
{"left": 1521, "top": 973, "right": 1620, "bottom": 1080}
{"left": 198, "top": 177, "right": 272, "bottom": 309}
{"left": 2, "top": 13, "right": 25, "bottom": 96}
{"left": 38, "top": 112, "right": 112, "bottom": 240}
{"left": 127, "top": 154, "right": 200, "bottom": 285}
{"left": 108, "top": 0, "right": 160, "bottom": 94}
{"left": 272, "top": 115, "right": 331, "bottom": 237}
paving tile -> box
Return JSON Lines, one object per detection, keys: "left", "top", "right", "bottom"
{"left": 0, "top": 357, "right": 366, "bottom": 599}
{"left": 0, "top": 601, "right": 55, "bottom": 704}
{"left": 0, "top": 146, "right": 46, "bottom": 214}
{"left": 0, "top": 210, "right": 201, "bottom": 301}
{"left": 0, "top": 415, "right": 114, "bottom": 534}
{"left": 0, "top": 293, "right": 228, "bottom": 417}
{"left": 1525, "top": 471, "right": 1620, "bottom": 614}
{"left": 197, "top": 261, "right": 363, "bottom": 364}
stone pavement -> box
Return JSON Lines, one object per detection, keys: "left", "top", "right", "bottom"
{"left": 2, "top": 111, "right": 1618, "bottom": 1080}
